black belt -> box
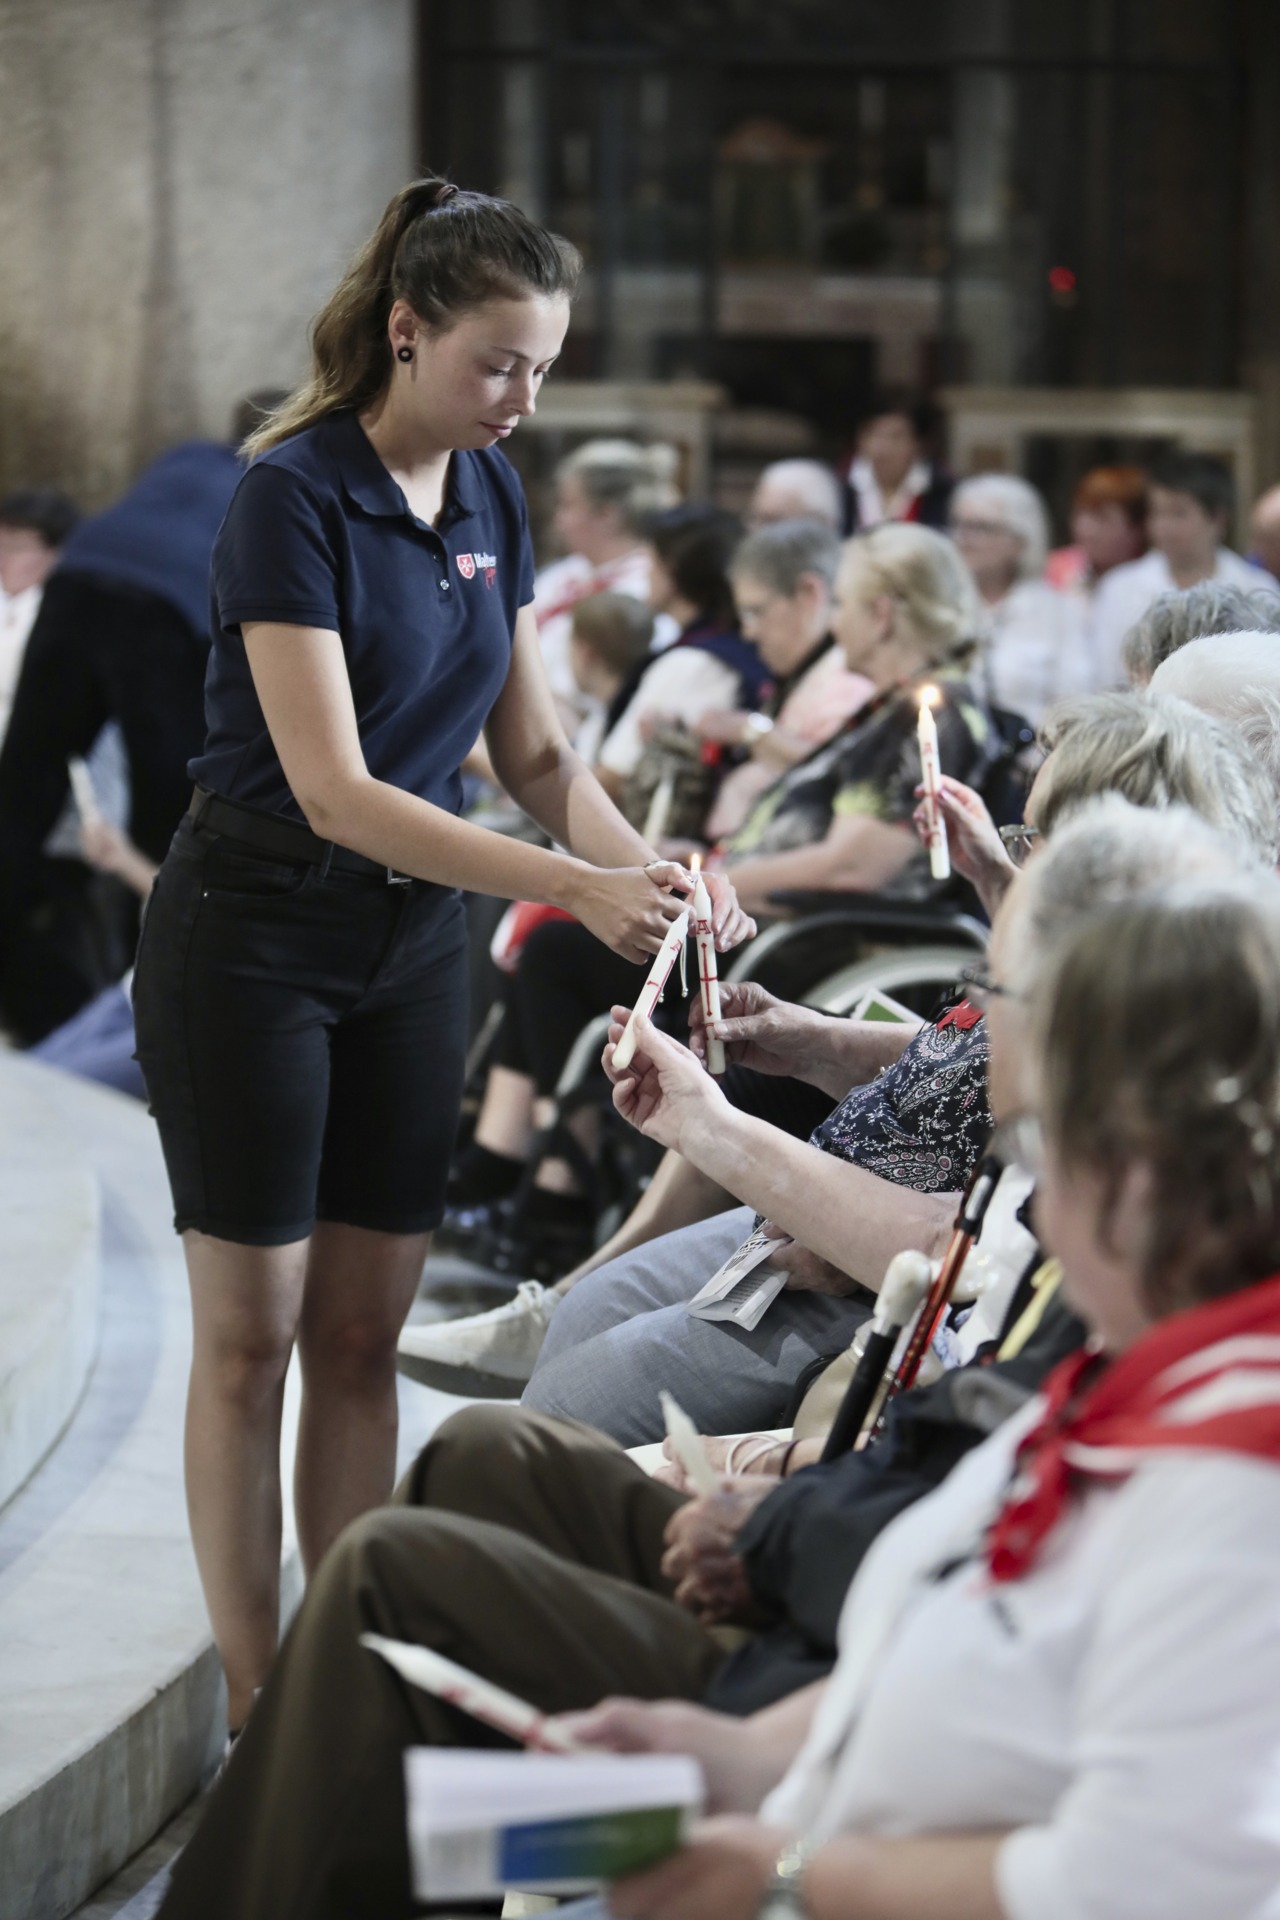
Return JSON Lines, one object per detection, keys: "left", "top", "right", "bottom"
{"left": 188, "top": 787, "right": 414, "bottom": 884}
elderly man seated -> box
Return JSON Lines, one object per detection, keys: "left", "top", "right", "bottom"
{"left": 158, "top": 789, "right": 1271, "bottom": 1920}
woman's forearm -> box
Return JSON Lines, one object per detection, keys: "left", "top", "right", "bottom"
{"left": 304, "top": 768, "right": 593, "bottom": 908}
{"left": 805, "top": 1832, "right": 1006, "bottom": 1920}
{"left": 510, "top": 741, "right": 657, "bottom": 870}
{"left": 680, "top": 1107, "right": 955, "bottom": 1290}
{"left": 726, "top": 823, "right": 916, "bottom": 916}
{"left": 796, "top": 1017, "right": 922, "bottom": 1101}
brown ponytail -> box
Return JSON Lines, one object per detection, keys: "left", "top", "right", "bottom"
{"left": 244, "top": 176, "right": 581, "bottom": 456}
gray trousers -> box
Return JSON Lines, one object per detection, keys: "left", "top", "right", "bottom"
{"left": 523, "top": 1206, "right": 873, "bottom": 1445}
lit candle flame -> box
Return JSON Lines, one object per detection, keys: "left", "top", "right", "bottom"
{"left": 919, "top": 684, "right": 941, "bottom": 710}
{"left": 690, "top": 851, "right": 702, "bottom": 875}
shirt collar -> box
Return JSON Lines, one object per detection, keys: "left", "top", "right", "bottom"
{"left": 327, "top": 410, "right": 480, "bottom": 527}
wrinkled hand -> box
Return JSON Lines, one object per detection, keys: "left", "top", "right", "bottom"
{"left": 604, "top": 1011, "right": 727, "bottom": 1156}
{"left": 687, "top": 978, "right": 816, "bottom": 1076}
{"left": 661, "top": 1480, "right": 776, "bottom": 1624}
{"left": 571, "top": 862, "right": 692, "bottom": 963}
{"left": 912, "top": 775, "right": 1016, "bottom": 911}
{"left": 550, "top": 1702, "right": 779, "bottom": 1816}
{"left": 761, "top": 1224, "right": 863, "bottom": 1297}
{"left": 608, "top": 1815, "right": 794, "bottom": 1920}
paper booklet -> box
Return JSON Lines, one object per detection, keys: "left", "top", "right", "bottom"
{"left": 404, "top": 1748, "right": 704, "bottom": 1900}
{"left": 686, "top": 1222, "right": 794, "bottom": 1331}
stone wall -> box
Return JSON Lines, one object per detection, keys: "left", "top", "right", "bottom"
{"left": 0, "top": 0, "right": 414, "bottom": 508}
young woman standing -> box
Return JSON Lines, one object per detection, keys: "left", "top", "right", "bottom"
{"left": 132, "top": 176, "right": 751, "bottom": 1735}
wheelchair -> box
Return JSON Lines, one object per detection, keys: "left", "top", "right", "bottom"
{"left": 458, "top": 703, "right": 1033, "bottom": 1271}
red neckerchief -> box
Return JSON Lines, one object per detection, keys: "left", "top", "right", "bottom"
{"left": 534, "top": 553, "right": 642, "bottom": 629}
{"left": 987, "top": 1270, "right": 1280, "bottom": 1581}
{"left": 936, "top": 1000, "right": 983, "bottom": 1032}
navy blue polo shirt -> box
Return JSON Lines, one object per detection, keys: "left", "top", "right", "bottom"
{"left": 192, "top": 408, "right": 535, "bottom": 819}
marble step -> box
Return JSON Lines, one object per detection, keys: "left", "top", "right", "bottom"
{"left": 0, "top": 1059, "right": 100, "bottom": 1513}
{"left": 0, "top": 1057, "right": 477, "bottom": 1920}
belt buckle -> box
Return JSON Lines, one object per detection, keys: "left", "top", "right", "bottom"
{"left": 387, "top": 867, "right": 412, "bottom": 886}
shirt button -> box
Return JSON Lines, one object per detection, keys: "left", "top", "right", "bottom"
{"left": 439, "top": 579, "right": 450, "bottom": 591}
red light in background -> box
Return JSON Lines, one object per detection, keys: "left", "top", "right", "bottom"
{"left": 1048, "top": 265, "right": 1077, "bottom": 295}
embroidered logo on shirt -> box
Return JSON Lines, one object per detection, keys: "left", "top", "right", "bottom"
{"left": 457, "top": 551, "right": 499, "bottom": 588}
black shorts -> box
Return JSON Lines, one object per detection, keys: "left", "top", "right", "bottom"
{"left": 133, "top": 815, "right": 469, "bottom": 1245}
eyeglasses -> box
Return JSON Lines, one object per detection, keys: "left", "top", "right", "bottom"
{"left": 989, "top": 1112, "right": 1045, "bottom": 1176}
{"left": 949, "top": 517, "right": 1014, "bottom": 540}
{"left": 956, "top": 963, "right": 1020, "bottom": 1011}
{"left": 998, "top": 824, "right": 1042, "bottom": 868}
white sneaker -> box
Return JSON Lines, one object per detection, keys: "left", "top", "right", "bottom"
{"left": 397, "top": 1281, "right": 559, "bottom": 1397}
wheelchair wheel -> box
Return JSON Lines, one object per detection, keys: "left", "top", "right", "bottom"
{"left": 807, "top": 943, "right": 983, "bottom": 1020}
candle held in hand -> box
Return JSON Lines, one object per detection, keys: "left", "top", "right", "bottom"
{"left": 691, "top": 869, "right": 725, "bottom": 1075}
{"left": 917, "top": 690, "right": 951, "bottom": 881}
{"left": 659, "top": 1391, "right": 719, "bottom": 1498}
{"left": 611, "top": 908, "right": 690, "bottom": 1070}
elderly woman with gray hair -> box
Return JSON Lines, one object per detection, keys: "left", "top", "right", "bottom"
{"left": 950, "top": 473, "right": 1094, "bottom": 725}
{"left": 1119, "top": 578, "right": 1280, "bottom": 685}
{"left": 927, "top": 685, "right": 1280, "bottom": 922}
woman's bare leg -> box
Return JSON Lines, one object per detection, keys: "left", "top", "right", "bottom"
{"left": 183, "top": 1230, "right": 309, "bottom": 1731}
{"left": 471, "top": 1065, "right": 537, "bottom": 1159}
{"left": 292, "top": 1222, "right": 431, "bottom": 1576}
{"left": 552, "top": 1148, "right": 732, "bottom": 1293}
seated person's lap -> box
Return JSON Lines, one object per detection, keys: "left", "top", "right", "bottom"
{"left": 523, "top": 1205, "right": 871, "bottom": 1444}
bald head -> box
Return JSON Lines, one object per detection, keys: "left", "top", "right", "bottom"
{"left": 1250, "top": 484, "right": 1280, "bottom": 581}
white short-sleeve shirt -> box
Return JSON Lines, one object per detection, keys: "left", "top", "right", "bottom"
{"left": 764, "top": 1406, "right": 1280, "bottom": 1920}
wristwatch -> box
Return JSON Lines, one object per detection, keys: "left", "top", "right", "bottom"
{"left": 755, "top": 1838, "right": 811, "bottom": 1918}
{"left": 744, "top": 711, "right": 775, "bottom": 743}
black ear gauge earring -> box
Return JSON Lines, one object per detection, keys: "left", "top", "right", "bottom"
{"left": 396, "top": 346, "right": 414, "bottom": 363}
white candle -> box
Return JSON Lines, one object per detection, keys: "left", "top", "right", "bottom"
{"left": 359, "top": 1634, "right": 582, "bottom": 1750}
{"left": 659, "top": 1391, "right": 719, "bottom": 1498}
{"left": 692, "top": 873, "right": 725, "bottom": 1075}
{"left": 642, "top": 770, "right": 676, "bottom": 845}
{"left": 917, "top": 693, "right": 951, "bottom": 881}
{"left": 611, "top": 908, "right": 690, "bottom": 1070}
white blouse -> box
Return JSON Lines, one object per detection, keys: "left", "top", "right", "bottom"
{"left": 763, "top": 1400, "right": 1280, "bottom": 1920}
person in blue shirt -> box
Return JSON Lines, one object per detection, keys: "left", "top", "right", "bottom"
{"left": 131, "top": 175, "right": 753, "bottom": 1742}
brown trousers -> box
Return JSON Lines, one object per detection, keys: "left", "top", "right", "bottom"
{"left": 158, "top": 1406, "right": 728, "bottom": 1920}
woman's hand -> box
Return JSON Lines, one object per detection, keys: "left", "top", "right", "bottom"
{"left": 762, "top": 1227, "right": 863, "bottom": 1297}
{"left": 78, "top": 818, "right": 160, "bottom": 900}
{"left": 683, "top": 867, "right": 756, "bottom": 951}
{"left": 608, "top": 1816, "right": 794, "bottom": 1920}
{"left": 604, "top": 1011, "right": 727, "bottom": 1157}
{"left": 913, "top": 775, "right": 1017, "bottom": 914}
{"left": 660, "top": 1482, "right": 776, "bottom": 1623}
{"left": 568, "top": 862, "right": 693, "bottom": 963}
{"left": 688, "top": 979, "right": 821, "bottom": 1077}
{"left": 551, "top": 1703, "right": 782, "bottom": 1817}
{"left": 695, "top": 708, "right": 753, "bottom": 748}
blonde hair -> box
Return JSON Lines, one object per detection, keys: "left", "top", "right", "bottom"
{"left": 245, "top": 176, "right": 581, "bottom": 457}
{"left": 844, "top": 521, "right": 982, "bottom": 668}
{"left": 1032, "top": 872, "right": 1280, "bottom": 1313}
{"left": 1033, "top": 690, "right": 1278, "bottom": 863}
{"left": 557, "top": 439, "right": 681, "bottom": 536}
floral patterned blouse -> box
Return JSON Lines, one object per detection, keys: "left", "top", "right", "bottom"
{"left": 810, "top": 1006, "right": 991, "bottom": 1192}
{"left": 721, "top": 670, "right": 1000, "bottom": 901}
